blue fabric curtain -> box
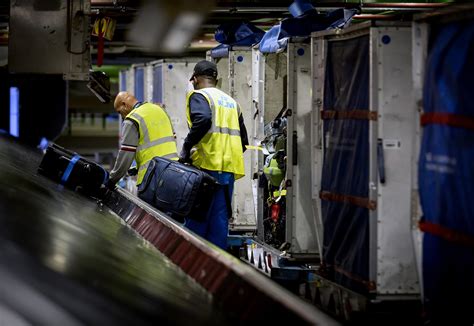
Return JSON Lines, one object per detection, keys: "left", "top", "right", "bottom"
{"left": 321, "top": 35, "right": 370, "bottom": 294}
{"left": 420, "top": 19, "right": 474, "bottom": 324}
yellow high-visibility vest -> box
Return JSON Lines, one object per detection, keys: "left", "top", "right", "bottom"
{"left": 186, "top": 88, "right": 245, "bottom": 179}
{"left": 126, "top": 102, "right": 178, "bottom": 184}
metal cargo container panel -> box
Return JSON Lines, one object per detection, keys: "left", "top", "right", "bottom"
{"left": 119, "top": 70, "right": 127, "bottom": 93}
{"left": 214, "top": 57, "right": 230, "bottom": 94}
{"left": 228, "top": 49, "right": 257, "bottom": 231}
{"left": 149, "top": 59, "right": 201, "bottom": 151}
{"left": 285, "top": 43, "right": 317, "bottom": 255}
{"left": 126, "top": 67, "right": 134, "bottom": 94}
{"left": 133, "top": 64, "right": 145, "bottom": 102}
{"left": 252, "top": 42, "right": 319, "bottom": 256}
{"left": 152, "top": 64, "right": 163, "bottom": 104}
{"left": 311, "top": 22, "right": 420, "bottom": 296}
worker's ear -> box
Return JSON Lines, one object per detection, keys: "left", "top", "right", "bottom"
{"left": 123, "top": 103, "right": 130, "bottom": 116}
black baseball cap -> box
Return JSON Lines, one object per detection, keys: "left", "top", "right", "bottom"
{"left": 190, "top": 60, "right": 218, "bottom": 81}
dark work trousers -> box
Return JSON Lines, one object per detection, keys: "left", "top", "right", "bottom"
{"left": 185, "top": 171, "right": 234, "bottom": 249}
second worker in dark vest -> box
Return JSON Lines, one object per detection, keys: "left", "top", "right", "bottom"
{"left": 179, "top": 60, "right": 249, "bottom": 249}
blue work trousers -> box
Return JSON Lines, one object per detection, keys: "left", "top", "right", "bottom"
{"left": 185, "top": 171, "right": 234, "bottom": 249}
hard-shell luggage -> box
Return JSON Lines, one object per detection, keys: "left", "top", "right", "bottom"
{"left": 137, "top": 157, "right": 217, "bottom": 221}
{"left": 38, "top": 143, "right": 108, "bottom": 196}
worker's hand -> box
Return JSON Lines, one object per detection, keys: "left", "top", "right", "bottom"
{"left": 178, "top": 148, "right": 191, "bottom": 164}
{"left": 127, "top": 166, "right": 138, "bottom": 176}
{"left": 96, "top": 184, "right": 111, "bottom": 200}
{"left": 105, "top": 179, "right": 117, "bottom": 191}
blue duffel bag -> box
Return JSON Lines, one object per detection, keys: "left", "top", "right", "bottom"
{"left": 137, "top": 156, "right": 217, "bottom": 222}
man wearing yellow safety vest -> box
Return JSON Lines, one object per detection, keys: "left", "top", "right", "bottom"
{"left": 180, "top": 60, "right": 249, "bottom": 249}
{"left": 107, "top": 91, "right": 178, "bottom": 189}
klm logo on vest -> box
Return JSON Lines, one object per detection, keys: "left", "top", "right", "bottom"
{"left": 217, "top": 96, "right": 236, "bottom": 109}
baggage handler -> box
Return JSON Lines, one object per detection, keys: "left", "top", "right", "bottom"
{"left": 179, "top": 60, "right": 249, "bottom": 249}
{"left": 108, "top": 92, "right": 178, "bottom": 188}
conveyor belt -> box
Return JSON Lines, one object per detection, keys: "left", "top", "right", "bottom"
{"left": 103, "top": 179, "right": 339, "bottom": 324}
{"left": 0, "top": 135, "right": 339, "bottom": 325}
{"left": 0, "top": 136, "right": 225, "bottom": 325}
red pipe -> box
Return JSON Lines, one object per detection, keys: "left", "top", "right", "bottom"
{"left": 361, "top": 2, "right": 449, "bottom": 8}
{"left": 310, "top": 2, "right": 450, "bottom": 9}
{"left": 353, "top": 14, "right": 402, "bottom": 20}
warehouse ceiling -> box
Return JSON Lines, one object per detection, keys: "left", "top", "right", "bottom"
{"left": 0, "top": 0, "right": 452, "bottom": 64}
{"left": 85, "top": 0, "right": 452, "bottom": 63}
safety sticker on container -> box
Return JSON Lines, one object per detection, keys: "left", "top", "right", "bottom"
{"left": 383, "top": 139, "right": 401, "bottom": 149}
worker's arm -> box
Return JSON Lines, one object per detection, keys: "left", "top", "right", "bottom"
{"left": 108, "top": 119, "right": 138, "bottom": 188}
{"left": 238, "top": 105, "right": 249, "bottom": 153}
{"left": 180, "top": 93, "right": 212, "bottom": 160}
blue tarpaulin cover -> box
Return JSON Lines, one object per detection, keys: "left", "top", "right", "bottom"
{"left": 320, "top": 35, "right": 370, "bottom": 294}
{"left": 419, "top": 19, "right": 474, "bottom": 323}
{"left": 210, "top": 44, "right": 231, "bottom": 58}
{"left": 288, "top": 0, "right": 314, "bottom": 18}
{"left": 259, "top": 9, "right": 356, "bottom": 53}
{"left": 210, "top": 23, "right": 265, "bottom": 58}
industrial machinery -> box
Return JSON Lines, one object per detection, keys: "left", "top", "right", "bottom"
{"left": 9, "top": 0, "right": 91, "bottom": 80}
{"left": 309, "top": 21, "right": 421, "bottom": 320}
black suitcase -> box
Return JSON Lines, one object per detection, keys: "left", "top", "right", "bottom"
{"left": 38, "top": 144, "right": 108, "bottom": 196}
{"left": 137, "top": 157, "right": 217, "bottom": 221}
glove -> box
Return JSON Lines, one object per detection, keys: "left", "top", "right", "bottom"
{"left": 96, "top": 184, "right": 111, "bottom": 200}
{"left": 179, "top": 147, "right": 191, "bottom": 164}
{"left": 105, "top": 179, "right": 117, "bottom": 191}
{"left": 128, "top": 166, "right": 138, "bottom": 176}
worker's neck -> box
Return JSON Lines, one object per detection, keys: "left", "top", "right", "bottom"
{"left": 197, "top": 82, "right": 216, "bottom": 90}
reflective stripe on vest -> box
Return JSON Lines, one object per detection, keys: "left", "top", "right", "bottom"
{"left": 126, "top": 103, "right": 178, "bottom": 185}
{"left": 186, "top": 88, "right": 245, "bottom": 179}
{"left": 200, "top": 90, "right": 242, "bottom": 137}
